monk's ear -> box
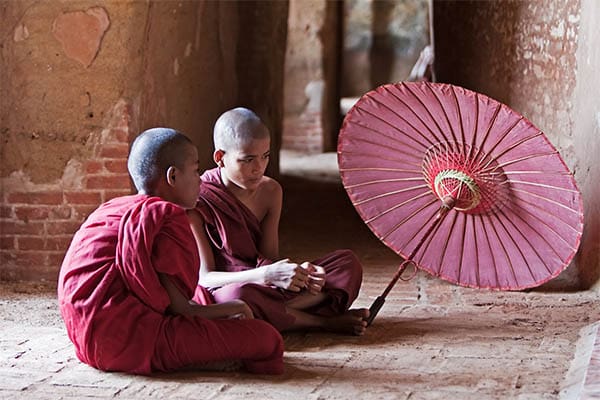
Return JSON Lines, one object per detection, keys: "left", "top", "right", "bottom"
{"left": 214, "top": 149, "right": 225, "bottom": 167}
{"left": 166, "top": 166, "right": 177, "bottom": 187}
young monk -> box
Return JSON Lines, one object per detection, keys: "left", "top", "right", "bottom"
{"left": 188, "top": 108, "right": 369, "bottom": 335}
{"left": 57, "top": 127, "right": 284, "bottom": 375}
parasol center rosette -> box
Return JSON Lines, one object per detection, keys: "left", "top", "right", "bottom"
{"left": 433, "top": 169, "right": 480, "bottom": 211}
{"left": 422, "top": 141, "right": 510, "bottom": 215}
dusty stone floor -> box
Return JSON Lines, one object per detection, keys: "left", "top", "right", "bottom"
{"left": 1, "top": 151, "right": 599, "bottom": 399}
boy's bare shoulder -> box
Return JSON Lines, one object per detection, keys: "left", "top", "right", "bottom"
{"left": 259, "top": 176, "right": 282, "bottom": 197}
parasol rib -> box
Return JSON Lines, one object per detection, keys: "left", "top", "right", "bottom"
{"left": 509, "top": 197, "right": 581, "bottom": 253}
{"left": 511, "top": 187, "right": 581, "bottom": 214}
{"left": 486, "top": 152, "right": 559, "bottom": 172}
{"left": 492, "top": 209, "right": 541, "bottom": 281}
{"left": 380, "top": 199, "right": 439, "bottom": 241}
{"left": 402, "top": 83, "right": 455, "bottom": 145}
{"left": 382, "top": 85, "right": 446, "bottom": 145}
{"left": 425, "top": 82, "right": 462, "bottom": 150}
{"left": 476, "top": 116, "right": 526, "bottom": 166}
{"left": 504, "top": 170, "right": 574, "bottom": 176}
{"left": 365, "top": 191, "right": 432, "bottom": 224}
{"left": 478, "top": 216, "right": 502, "bottom": 287}
{"left": 470, "top": 103, "right": 502, "bottom": 165}
{"left": 436, "top": 210, "right": 460, "bottom": 278}
{"left": 506, "top": 180, "right": 580, "bottom": 194}
{"left": 345, "top": 176, "right": 425, "bottom": 189}
{"left": 353, "top": 106, "right": 432, "bottom": 150}
{"left": 480, "top": 130, "right": 543, "bottom": 172}
{"left": 450, "top": 86, "right": 468, "bottom": 153}
{"left": 353, "top": 184, "right": 429, "bottom": 206}
{"left": 465, "top": 92, "right": 480, "bottom": 167}
{"left": 496, "top": 207, "right": 555, "bottom": 276}
{"left": 512, "top": 195, "right": 582, "bottom": 235}
{"left": 470, "top": 216, "right": 481, "bottom": 287}
{"left": 340, "top": 122, "right": 425, "bottom": 160}
{"left": 486, "top": 213, "right": 520, "bottom": 288}
{"left": 457, "top": 213, "right": 468, "bottom": 285}
{"left": 341, "top": 167, "right": 422, "bottom": 173}
{"left": 405, "top": 205, "right": 450, "bottom": 263}
{"left": 339, "top": 149, "right": 422, "bottom": 168}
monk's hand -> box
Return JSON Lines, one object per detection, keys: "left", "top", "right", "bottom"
{"left": 301, "top": 262, "right": 326, "bottom": 295}
{"left": 264, "top": 258, "right": 309, "bottom": 292}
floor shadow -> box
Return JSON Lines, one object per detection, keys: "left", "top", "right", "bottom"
{"left": 282, "top": 313, "right": 518, "bottom": 350}
{"left": 149, "top": 363, "right": 321, "bottom": 382}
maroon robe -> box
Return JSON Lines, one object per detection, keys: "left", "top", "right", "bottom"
{"left": 194, "top": 168, "right": 363, "bottom": 331}
{"left": 58, "top": 194, "right": 283, "bottom": 375}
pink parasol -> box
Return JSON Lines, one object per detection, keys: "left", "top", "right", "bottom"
{"left": 338, "top": 82, "right": 584, "bottom": 325}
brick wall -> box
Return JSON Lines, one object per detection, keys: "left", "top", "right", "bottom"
{"left": 0, "top": 100, "right": 133, "bottom": 282}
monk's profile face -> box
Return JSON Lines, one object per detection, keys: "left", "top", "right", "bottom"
{"left": 170, "top": 144, "right": 201, "bottom": 209}
{"left": 220, "top": 136, "right": 270, "bottom": 191}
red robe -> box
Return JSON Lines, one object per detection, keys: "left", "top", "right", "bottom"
{"left": 58, "top": 194, "right": 283, "bottom": 375}
{"left": 194, "top": 168, "right": 363, "bottom": 331}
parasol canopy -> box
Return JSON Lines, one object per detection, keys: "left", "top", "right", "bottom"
{"left": 338, "top": 82, "right": 584, "bottom": 323}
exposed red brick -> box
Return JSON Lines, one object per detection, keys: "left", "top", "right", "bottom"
{"left": 49, "top": 206, "right": 72, "bottom": 220}
{"left": 72, "top": 205, "right": 99, "bottom": 219}
{"left": 64, "top": 191, "right": 102, "bottom": 205}
{"left": 17, "top": 237, "right": 45, "bottom": 251}
{"left": 85, "top": 161, "right": 104, "bottom": 174}
{"left": 14, "top": 205, "right": 71, "bottom": 221}
{"left": 46, "top": 221, "right": 83, "bottom": 235}
{"left": 104, "top": 159, "right": 128, "bottom": 173}
{"left": 0, "top": 250, "right": 17, "bottom": 263}
{"left": 0, "top": 236, "right": 15, "bottom": 250}
{"left": 13, "top": 251, "right": 47, "bottom": 266}
{"left": 15, "top": 207, "right": 50, "bottom": 221}
{"left": 0, "top": 205, "right": 13, "bottom": 218}
{"left": 86, "top": 174, "right": 130, "bottom": 189}
{"left": 104, "top": 189, "right": 133, "bottom": 202}
{"left": 106, "top": 128, "right": 129, "bottom": 143}
{"left": 1, "top": 221, "right": 45, "bottom": 235}
{"left": 48, "top": 251, "right": 68, "bottom": 267}
{"left": 99, "top": 144, "right": 129, "bottom": 159}
{"left": 8, "top": 192, "right": 63, "bottom": 205}
{"left": 44, "top": 236, "right": 73, "bottom": 251}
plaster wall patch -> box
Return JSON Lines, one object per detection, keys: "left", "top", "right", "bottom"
{"left": 52, "top": 7, "right": 110, "bottom": 68}
{"left": 13, "top": 23, "right": 29, "bottom": 42}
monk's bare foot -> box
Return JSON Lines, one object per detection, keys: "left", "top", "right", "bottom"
{"left": 324, "top": 308, "right": 370, "bottom": 336}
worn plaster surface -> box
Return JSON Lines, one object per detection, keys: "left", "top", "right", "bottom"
{"left": 1, "top": 153, "right": 599, "bottom": 399}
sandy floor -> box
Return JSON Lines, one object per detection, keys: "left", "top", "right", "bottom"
{"left": 1, "top": 153, "right": 599, "bottom": 399}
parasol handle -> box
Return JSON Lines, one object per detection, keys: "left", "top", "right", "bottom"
{"left": 365, "top": 260, "right": 412, "bottom": 326}
{"left": 365, "top": 296, "right": 386, "bottom": 326}
{"left": 365, "top": 202, "right": 453, "bottom": 326}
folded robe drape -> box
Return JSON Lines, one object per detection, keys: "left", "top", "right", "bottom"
{"left": 194, "top": 168, "right": 363, "bottom": 331}
{"left": 58, "top": 194, "right": 283, "bottom": 375}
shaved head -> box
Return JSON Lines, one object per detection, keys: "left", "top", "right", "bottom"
{"left": 213, "top": 107, "right": 270, "bottom": 151}
{"left": 127, "top": 127, "right": 194, "bottom": 193}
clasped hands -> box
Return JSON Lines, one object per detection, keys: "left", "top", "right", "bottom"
{"left": 263, "top": 258, "right": 326, "bottom": 294}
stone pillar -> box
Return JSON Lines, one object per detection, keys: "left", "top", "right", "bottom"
{"left": 283, "top": 0, "right": 328, "bottom": 153}
{"left": 433, "top": 0, "right": 600, "bottom": 289}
